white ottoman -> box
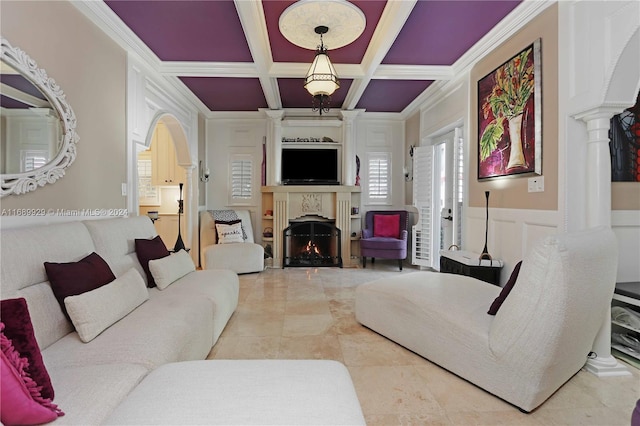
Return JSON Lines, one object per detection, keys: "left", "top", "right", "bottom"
{"left": 105, "top": 360, "right": 366, "bottom": 425}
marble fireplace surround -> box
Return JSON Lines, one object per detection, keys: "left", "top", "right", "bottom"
{"left": 262, "top": 185, "right": 360, "bottom": 268}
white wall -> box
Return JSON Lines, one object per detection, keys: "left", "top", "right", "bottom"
{"left": 206, "top": 118, "right": 266, "bottom": 240}
{"left": 204, "top": 114, "right": 407, "bottom": 241}
{"left": 356, "top": 116, "right": 406, "bottom": 210}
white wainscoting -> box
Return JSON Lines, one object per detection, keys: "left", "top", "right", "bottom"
{"left": 465, "top": 207, "right": 559, "bottom": 285}
{"left": 612, "top": 210, "right": 640, "bottom": 283}
{"left": 465, "top": 207, "right": 640, "bottom": 285}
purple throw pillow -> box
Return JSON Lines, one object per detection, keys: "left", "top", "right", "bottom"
{"left": 373, "top": 214, "right": 400, "bottom": 238}
{"left": 44, "top": 252, "right": 116, "bottom": 321}
{"left": 135, "top": 235, "right": 170, "bottom": 288}
{"left": 487, "top": 261, "right": 523, "bottom": 315}
{"left": 0, "top": 323, "right": 63, "bottom": 425}
{"left": 0, "top": 298, "right": 54, "bottom": 400}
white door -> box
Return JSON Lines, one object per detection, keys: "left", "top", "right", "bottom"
{"left": 412, "top": 128, "right": 464, "bottom": 269}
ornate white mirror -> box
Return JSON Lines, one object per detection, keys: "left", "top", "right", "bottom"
{"left": 1, "top": 37, "right": 78, "bottom": 197}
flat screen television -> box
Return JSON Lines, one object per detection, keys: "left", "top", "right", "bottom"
{"left": 281, "top": 148, "right": 339, "bottom": 185}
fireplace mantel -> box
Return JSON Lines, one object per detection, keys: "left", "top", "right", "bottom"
{"left": 261, "top": 185, "right": 361, "bottom": 268}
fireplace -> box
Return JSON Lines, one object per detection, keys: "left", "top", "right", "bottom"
{"left": 283, "top": 219, "right": 342, "bottom": 268}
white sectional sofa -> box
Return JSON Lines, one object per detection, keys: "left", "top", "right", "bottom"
{"left": 356, "top": 227, "right": 618, "bottom": 413}
{"left": 1, "top": 216, "right": 365, "bottom": 425}
{"left": 0, "top": 216, "right": 239, "bottom": 424}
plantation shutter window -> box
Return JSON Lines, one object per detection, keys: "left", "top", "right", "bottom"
{"left": 367, "top": 152, "right": 390, "bottom": 204}
{"left": 22, "top": 150, "right": 48, "bottom": 172}
{"left": 230, "top": 154, "right": 253, "bottom": 204}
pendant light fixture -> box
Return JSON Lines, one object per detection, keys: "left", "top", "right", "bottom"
{"left": 279, "top": 0, "right": 365, "bottom": 115}
{"left": 304, "top": 26, "right": 339, "bottom": 115}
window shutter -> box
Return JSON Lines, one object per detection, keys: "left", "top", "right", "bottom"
{"left": 22, "top": 150, "right": 48, "bottom": 172}
{"left": 453, "top": 131, "right": 464, "bottom": 247}
{"left": 367, "top": 152, "right": 390, "bottom": 204}
{"left": 412, "top": 146, "right": 434, "bottom": 267}
{"left": 230, "top": 156, "right": 252, "bottom": 201}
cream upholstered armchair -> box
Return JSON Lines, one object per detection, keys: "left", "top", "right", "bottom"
{"left": 200, "top": 210, "right": 264, "bottom": 274}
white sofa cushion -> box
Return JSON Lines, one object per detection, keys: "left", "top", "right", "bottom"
{"left": 148, "top": 250, "right": 195, "bottom": 290}
{"left": 83, "top": 217, "right": 157, "bottom": 282}
{"left": 65, "top": 269, "right": 149, "bottom": 343}
{"left": 47, "top": 363, "right": 148, "bottom": 426}
{"left": 203, "top": 242, "right": 264, "bottom": 274}
{"left": 104, "top": 360, "right": 366, "bottom": 425}
{"left": 0, "top": 222, "right": 95, "bottom": 349}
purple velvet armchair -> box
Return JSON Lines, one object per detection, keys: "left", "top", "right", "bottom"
{"left": 360, "top": 210, "right": 409, "bottom": 270}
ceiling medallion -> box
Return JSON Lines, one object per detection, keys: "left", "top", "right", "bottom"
{"left": 280, "top": 0, "right": 365, "bottom": 115}
{"left": 279, "top": 0, "right": 366, "bottom": 50}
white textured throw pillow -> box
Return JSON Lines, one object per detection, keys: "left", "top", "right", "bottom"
{"left": 64, "top": 268, "right": 149, "bottom": 343}
{"left": 215, "top": 222, "right": 244, "bottom": 244}
{"left": 148, "top": 249, "right": 196, "bottom": 290}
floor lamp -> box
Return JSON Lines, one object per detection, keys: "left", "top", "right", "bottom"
{"left": 174, "top": 183, "right": 185, "bottom": 252}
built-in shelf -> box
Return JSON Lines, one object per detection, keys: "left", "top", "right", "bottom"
{"left": 263, "top": 215, "right": 273, "bottom": 220}
{"left": 263, "top": 237, "right": 273, "bottom": 242}
{"left": 611, "top": 282, "right": 640, "bottom": 367}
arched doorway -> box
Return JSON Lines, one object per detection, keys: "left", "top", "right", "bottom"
{"left": 137, "top": 113, "right": 195, "bottom": 254}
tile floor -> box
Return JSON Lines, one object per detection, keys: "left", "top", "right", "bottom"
{"left": 208, "top": 262, "right": 640, "bottom": 425}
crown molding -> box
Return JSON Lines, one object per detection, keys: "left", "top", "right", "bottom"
{"left": 71, "top": 1, "right": 161, "bottom": 70}
{"left": 401, "top": 0, "right": 556, "bottom": 118}
{"left": 451, "top": 0, "right": 554, "bottom": 77}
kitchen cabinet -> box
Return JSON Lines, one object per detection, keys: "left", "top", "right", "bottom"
{"left": 151, "top": 122, "right": 186, "bottom": 186}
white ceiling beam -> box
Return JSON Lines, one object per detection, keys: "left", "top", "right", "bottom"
{"left": 269, "top": 62, "right": 365, "bottom": 79}
{"left": 373, "top": 64, "right": 453, "bottom": 80}
{"left": 233, "top": 0, "right": 281, "bottom": 109}
{"left": 159, "top": 61, "right": 259, "bottom": 78}
{"left": 343, "top": 0, "right": 418, "bottom": 110}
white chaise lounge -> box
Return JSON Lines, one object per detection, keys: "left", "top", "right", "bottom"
{"left": 355, "top": 227, "right": 618, "bottom": 412}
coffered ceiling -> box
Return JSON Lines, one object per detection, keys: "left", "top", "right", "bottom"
{"left": 97, "top": 0, "right": 523, "bottom": 115}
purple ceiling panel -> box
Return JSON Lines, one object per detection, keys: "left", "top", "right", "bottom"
{"left": 179, "top": 77, "right": 267, "bottom": 111}
{"left": 105, "top": 0, "right": 253, "bottom": 62}
{"left": 383, "top": 0, "right": 521, "bottom": 65}
{"left": 0, "top": 95, "right": 32, "bottom": 109}
{"left": 263, "top": 1, "right": 387, "bottom": 64}
{"left": 356, "top": 80, "right": 433, "bottom": 112}
{"left": 278, "top": 78, "right": 353, "bottom": 109}
{"left": 2, "top": 74, "right": 47, "bottom": 100}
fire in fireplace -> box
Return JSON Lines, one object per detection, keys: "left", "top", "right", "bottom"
{"left": 283, "top": 219, "right": 342, "bottom": 267}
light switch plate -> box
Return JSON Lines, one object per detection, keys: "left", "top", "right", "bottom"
{"left": 528, "top": 176, "right": 544, "bottom": 192}
{"left": 121, "top": 183, "right": 127, "bottom": 196}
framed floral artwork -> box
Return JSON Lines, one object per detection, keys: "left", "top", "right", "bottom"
{"left": 478, "top": 39, "right": 542, "bottom": 179}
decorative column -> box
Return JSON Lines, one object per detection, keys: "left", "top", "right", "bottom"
{"left": 273, "top": 191, "right": 289, "bottom": 268}
{"left": 264, "top": 110, "right": 284, "bottom": 186}
{"left": 575, "top": 108, "right": 630, "bottom": 377}
{"left": 336, "top": 191, "right": 352, "bottom": 266}
{"left": 340, "top": 110, "right": 361, "bottom": 186}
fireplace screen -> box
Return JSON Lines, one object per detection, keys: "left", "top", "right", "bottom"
{"left": 283, "top": 221, "right": 342, "bottom": 267}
